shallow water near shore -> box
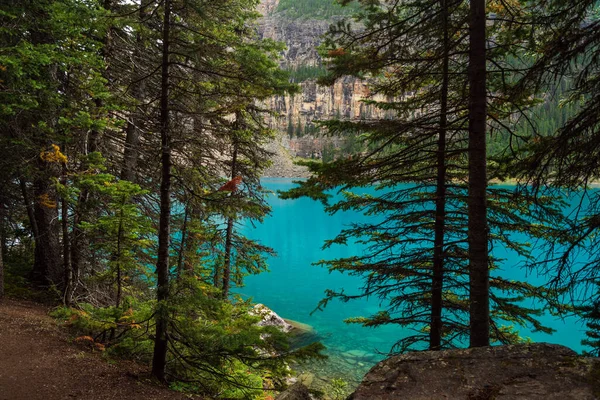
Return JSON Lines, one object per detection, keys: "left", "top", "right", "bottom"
{"left": 237, "top": 178, "right": 588, "bottom": 385}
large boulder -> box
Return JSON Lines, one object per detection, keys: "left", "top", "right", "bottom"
{"left": 349, "top": 343, "right": 600, "bottom": 399}
{"left": 252, "top": 304, "right": 294, "bottom": 333}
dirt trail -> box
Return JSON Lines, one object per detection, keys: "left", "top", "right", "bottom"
{"left": 0, "top": 299, "right": 194, "bottom": 400}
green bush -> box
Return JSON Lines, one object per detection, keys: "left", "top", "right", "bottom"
{"left": 51, "top": 278, "right": 325, "bottom": 397}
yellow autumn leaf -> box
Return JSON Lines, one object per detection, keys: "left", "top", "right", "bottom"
{"left": 37, "top": 193, "right": 57, "bottom": 209}
{"left": 40, "top": 144, "right": 68, "bottom": 164}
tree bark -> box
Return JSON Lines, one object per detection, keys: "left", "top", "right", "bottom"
{"left": 0, "top": 196, "right": 5, "bottom": 300}
{"left": 70, "top": 0, "right": 115, "bottom": 289}
{"left": 221, "top": 141, "right": 238, "bottom": 299}
{"left": 61, "top": 163, "right": 72, "bottom": 305}
{"left": 152, "top": 0, "right": 172, "bottom": 383}
{"left": 430, "top": 0, "right": 450, "bottom": 351}
{"left": 32, "top": 156, "right": 63, "bottom": 287}
{"left": 467, "top": 0, "right": 490, "bottom": 347}
{"left": 120, "top": 0, "right": 150, "bottom": 183}
{"left": 115, "top": 201, "right": 125, "bottom": 308}
{"left": 176, "top": 202, "right": 189, "bottom": 280}
{"left": 20, "top": 179, "right": 39, "bottom": 241}
{"left": 70, "top": 97, "right": 102, "bottom": 294}
{"left": 221, "top": 217, "right": 234, "bottom": 298}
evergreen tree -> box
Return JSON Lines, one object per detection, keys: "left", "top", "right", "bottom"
{"left": 0, "top": 0, "right": 111, "bottom": 287}
{"left": 503, "top": 0, "right": 600, "bottom": 353}
{"left": 0, "top": 0, "right": 318, "bottom": 393}
{"left": 282, "top": 0, "right": 567, "bottom": 351}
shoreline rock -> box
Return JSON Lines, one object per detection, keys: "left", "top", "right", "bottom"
{"left": 349, "top": 343, "right": 600, "bottom": 400}
{"left": 252, "top": 303, "right": 294, "bottom": 333}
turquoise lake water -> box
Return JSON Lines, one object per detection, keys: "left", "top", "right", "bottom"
{"left": 237, "top": 178, "right": 589, "bottom": 383}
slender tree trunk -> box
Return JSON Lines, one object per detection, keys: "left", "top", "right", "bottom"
{"left": 176, "top": 203, "right": 189, "bottom": 280}
{"left": 222, "top": 142, "right": 238, "bottom": 299}
{"left": 152, "top": 0, "right": 172, "bottom": 383}
{"left": 32, "top": 157, "right": 62, "bottom": 286}
{"left": 0, "top": 196, "right": 5, "bottom": 301}
{"left": 120, "top": 0, "right": 150, "bottom": 183}
{"left": 183, "top": 205, "right": 202, "bottom": 275}
{"left": 121, "top": 98, "right": 143, "bottom": 182}
{"left": 20, "top": 179, "right": 39, "bottom": 242}
{"left": 213, "top": 265, "right": 222, "bottom": 288}
{"left": 70, "top": 200, "right": 85, "bottom": 294}
{"left": 61, "top": 164, "right": 72, "bottom": 305}
{"left": 70, "top": 105, "right": 101, "bottom": 291}
{"left": 430, "top": 0, "right": 450, "bottom": 351}
{"left": 71, "top": 0, "right": 115, "bottom": 288}
{"left": 115, "top": 202, "right": 125, "bottom": 308}
{"left": 468, "top": 0, "right": 489, "bottom": 347}
{"left": 222, "top": 218, "right": 234, "bottom": 298}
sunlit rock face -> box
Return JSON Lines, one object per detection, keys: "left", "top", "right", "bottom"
{"left": 256, "top": 0, "right": 388, "bottom": 165}
{"left": 256, "top": 0, "right": 279, "bottom": 16}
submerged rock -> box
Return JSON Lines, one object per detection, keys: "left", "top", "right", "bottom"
{"left": 297, "top": 372, "right": 315, "bottom": 387}
{"left": 285, "top": 318, "right": 315, "bottom": 334}
{"left": 252, "top": 304, "right": 294, "bottom": 333}
{"left": 349, "top": 343, "right": 600, "bottom": 399}
{"left": 275, "top": 382, "right": 313, "bottom": 400}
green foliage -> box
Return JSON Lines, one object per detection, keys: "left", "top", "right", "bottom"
{"left": 580, "top": 281, "right": 600, "bottom": 356}
{"left": 52, "top": 276, "right": 325, "bottom": 398}
{"left": 51, "top": 299, "right": 155, "bottom": 360}
{"left": 327, "top": 378, "right": 349, "bottom": 400}
{"left": 165, "top": 278, "right": 324, "bottom": 396}
{"left": 287, "top": 65, "right": 328, "bottom": 82}
{"left": 281, "top": 0, "right": 572, "bottom": 352}
{"left": 0, "top": 0, "right": 319, "bottom": 395}
{"left": 276, "top": 0, "right": 359, "bottom": 19}
{"left": 57, "top": 154, "right": 153, "bottom": 305}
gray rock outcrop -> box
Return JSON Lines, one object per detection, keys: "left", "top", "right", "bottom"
{"left": 349, "top": 343, "right": 600, "bottom": 400}
{"left": 252, "top": 303, "right": 294, "bottom": 333}
{"left": 257, "top": 0, "right": 388, "bottom": 170}
{"left": 275, "top": 382, "right": 312, "bottom": 400}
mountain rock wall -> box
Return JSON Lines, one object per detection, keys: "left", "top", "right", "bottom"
{"left": 257, "top": 0, "right": 386, "bottom": 167}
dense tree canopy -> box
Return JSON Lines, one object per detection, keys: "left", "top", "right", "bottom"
{"left": 2, "top": 0, "right": 600, "bottom": 397}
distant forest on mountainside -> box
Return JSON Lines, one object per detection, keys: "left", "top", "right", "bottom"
{"left": 276, "top": 0, "right": 359, "bottom": 19}
{"left": 273, "top": 1, "right": 579, "bottom": 161}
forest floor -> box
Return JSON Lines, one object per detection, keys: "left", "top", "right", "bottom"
{"left": 0, "top": 298, "right": 197, "bottom": 400}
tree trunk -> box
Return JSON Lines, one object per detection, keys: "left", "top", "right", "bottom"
{"left": 120, "top": 0, "right": 150, "bottom": 183}
{"left": 61, "top": 163, "right": 72, "bottom": 305}
{"left": 70, "top": 101, "right": 101, "bottom": 294}
{"left": 221, "top": 141, "right": 238, "bottom": 299}
{"left": 20, "top": 178, "right": 39, "bottom": 241}
{"left": 176, "top": 203, "right": 189, "bottom": 280}
{"left": 32, "top": 156, "right": 63, "bottom": 287}
{"left": 70, "top": 0, "right": 115, "bottom": 289}
{"left": 0, "top": 196, "right": 5, "bottom": 300}
{"left": 115, "top": 201, "right": 125, "bottom": 308}
{"left": 70, "top": 196, "right": 86, "bottom": 296}
{"left": 152, "top": 0, "right": 172, "bottom": 383}
{"left": 222, "top": 218, "right": 234, "bottom": 298}
{"left": 430, "top": 0, "right": 450, "bottom": 351}
{"left": 183, "top": 205, "right": 202, "bottom": 276}
{"left": 467, "top": 0, "right": 490, "bottom": 348}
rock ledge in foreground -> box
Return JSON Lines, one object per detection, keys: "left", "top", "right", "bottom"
{"left": 349, "top": 343, "right": 600, "bottom": 400}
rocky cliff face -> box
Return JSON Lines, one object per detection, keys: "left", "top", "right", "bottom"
{"left": 257, "top": 0, "right": 385, "bottom": 171}
{"left": 258, "top": 6, "right": 328, "bottom": 70}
